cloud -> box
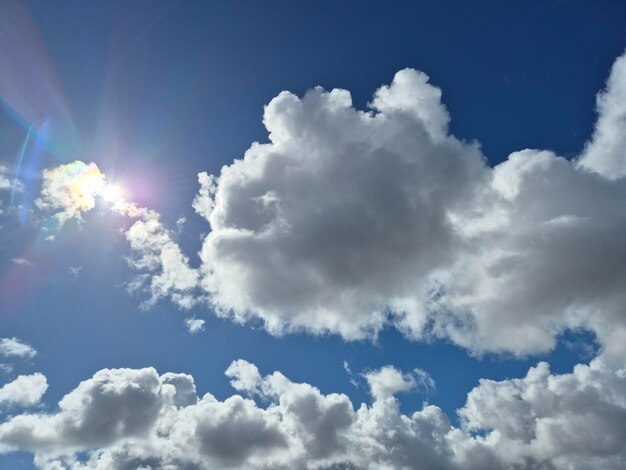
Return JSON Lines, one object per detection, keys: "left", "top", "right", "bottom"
{"left": 177, "top": 50, "right": 626, "bottom": 359}
{"left": 35, "top": 161, "right": 106, "bottom": 225}
{"left": 0, "top": 165, "right": 20, "bottom": 193}
{"left": 0, "top": 175, "right": 9, "bottom": 191}
{"left": 0, "top": 338, "right": 37, "bottom": 359}
{"left": 69, "top": 266, "right": 82, "bottom": 278}
{"left": 12, "top": 258, "right": 35, "bottom": 267}
{"left": 363, "top": 365, "right": 434, "bottom": 400}
{"left": 0, "top": 357, "right": 624, "bottom": 469}
{"left": 125, "top": 210, "right": 199, "bottom": 310}
{"left": 0, "top": 373, "right": 47, "bottom": 408}
{"left": 184, "top": 317, "right": 205, "bottom": 334}
{"left": 578, "top": 52, "right": 626, "bottom": 178}
{"left": 196, "top": 69, "right": 486, "bottom": 340}
{"left": 458, "top": 357, "right": 626, "bottom": 469}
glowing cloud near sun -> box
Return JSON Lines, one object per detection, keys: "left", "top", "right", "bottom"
{"left": 36, "top": 160, "right": 140, "bottom": 224}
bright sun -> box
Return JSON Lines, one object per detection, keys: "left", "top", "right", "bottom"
{"left": 100, "top": 184, "right": 123, "bottom": 202}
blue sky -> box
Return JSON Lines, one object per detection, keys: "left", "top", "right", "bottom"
{"left": 1, "top": 1, "right": 626, "bottom": 469}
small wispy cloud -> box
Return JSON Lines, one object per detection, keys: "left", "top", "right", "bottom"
{"left": 343, "top": 360, "right": 359, "bottom": 388}
{"left": 12, "top": 258, "right": 35, "bottom": 267}
{"left": 69, "top": 266, "right": 82, "bottom": 278}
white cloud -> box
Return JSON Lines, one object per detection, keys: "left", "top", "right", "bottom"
{"left": 363, "top": 365, "right": 434, "bottom": 400}
{"left": 125, "top": 210, "right": 199, "bottom": 310}
{"left": 35, "top": 161, "right": 105, "bottom": 225}
{"left": 0, "top": 338, "right": 37, "bottom": 360}
{"left": 196, "top": 69, "right": 486, "bottom": 340}
{"left": 578, "top": 51, "right": 626, "bottom": 178}
{"left": 0, "top": 373, "right": 47, "bottom": 408}
{"left": 69, "top": 266, "right": 82, "bottom": 278}
{"left": 184, "top": 317, "right": 205, "bottom": 334}
{"left": 12, "top": 258, "right": 35, "bottom": 267}
{"left": 193, "top": 172, "right": 217, "bottom": 221}
{"left": 0, "top": 175, "right": 10, "bottom": 191}
{"left": 173, "top": 50, "right": 626, "bottom": 360}
{"left": 0, "top": 357, "right": 624, "bottom": 469}
{"left": 0, "top": 165, "right": 20, "bottom": 193}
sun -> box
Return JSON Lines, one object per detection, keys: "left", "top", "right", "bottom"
{"left": 100, "top": 184, "right": 124, "bottom": 203}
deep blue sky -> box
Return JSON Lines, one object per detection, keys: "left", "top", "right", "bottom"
{"left": 0, "top": 1, "right": 624, "bottom": 467}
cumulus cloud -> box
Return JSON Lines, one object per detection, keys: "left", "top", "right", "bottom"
{"left": 197, "top": 69, "right": 485, "bottom": 340}
{"left": 363, "top": 365, "right": 435, "bottom": 400}
{"left": 169, "top": 50, "right": 626, "bottom": 359}
{"left": 0, "top": 373, "right": 47, "bottom": 408}
{"left": 0, "top": 338, "right": 37, "bottom": 360}
{"left": 184, "top": 317, "right": 205, "bottom": 334}
{"left": 0, "top": 358, "right": 624, "bottom": 469}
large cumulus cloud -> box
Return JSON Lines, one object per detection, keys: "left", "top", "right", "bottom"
{"left": 182, "top": 51, "right": 626, "bottom": 358}
{"left": 196, "top": 70, "right": 486, "bottom": 339}
{"left": 0, "top": 357, "right": 624, "bottom": 469}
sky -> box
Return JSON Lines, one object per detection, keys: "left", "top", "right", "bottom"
{"left": 0, "top": 1, "right": 626, "bottom": 469}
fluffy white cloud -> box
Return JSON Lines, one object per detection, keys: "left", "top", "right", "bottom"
{"left": 458, "top": 356, "right": 626, "bottom": 470}
{"left": 433, "top": 147, "right": 626, "bottom": 356}
{"left": 197, "top": 69, "right": 486, "bottom": 340}
{"left": 0, "top": 373, "right": 47, "bottom": 408}
{"left": 184, "top": 317, "right": 205, "bottom": 334}
{"left": 0, "top": 358, "right": 624, "bottom": 469}
{"left": 363, "top": 365, "right": 434, "bottom": 400}
{"left": 0, "top": 338, "right": 37, "bottom": 359}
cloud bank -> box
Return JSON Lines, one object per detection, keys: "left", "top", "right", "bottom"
{"left": 0, "top": 358, "right": 624, "bottom": 469}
